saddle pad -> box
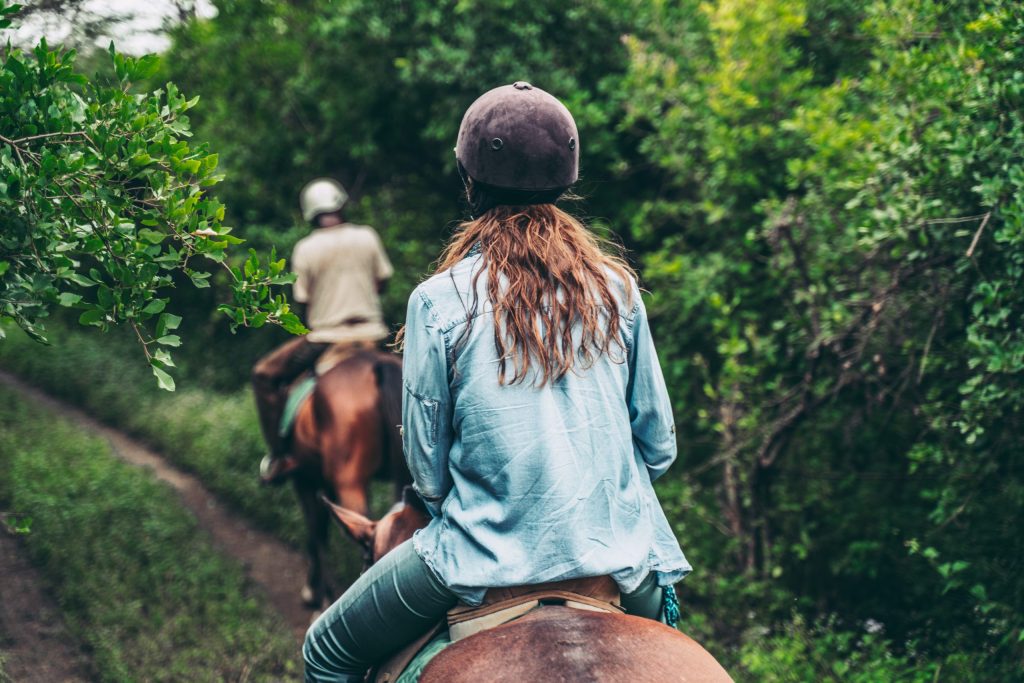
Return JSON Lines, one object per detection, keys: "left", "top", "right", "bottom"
{"left": 278, "top": 375, "right": 317, "bottom": 438}
{"left": 392, "top": 630, "right": 452, "bottom": 683}
{"left": 314, "top": 339, "right": 377, "bottom": 375}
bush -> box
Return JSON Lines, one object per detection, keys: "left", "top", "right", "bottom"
{"left": 734, "top": 614, "right": 991, "bottom": 683}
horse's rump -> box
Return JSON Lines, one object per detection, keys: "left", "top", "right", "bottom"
{"left": 306, "top": 349, "right": 406, "bottom": 484}
{"left": 418, "top": 607, "right": 732, "bottom": 683}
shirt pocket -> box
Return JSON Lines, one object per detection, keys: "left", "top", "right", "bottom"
{"left": 403, "top": 382, "right": 440, "bottom": 452}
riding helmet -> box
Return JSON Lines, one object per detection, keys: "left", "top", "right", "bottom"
{"left": 299, "top": 178, "right": 349, "bottom": 223}
{"left": 455, "top": 82, "right": 579, "bottom": 193}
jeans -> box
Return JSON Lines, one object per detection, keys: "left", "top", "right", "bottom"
{"left": 303, "top": 540, "right": 667, "bottom": 683}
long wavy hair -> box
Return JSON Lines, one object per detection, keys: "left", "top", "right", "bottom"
{"left": 436, "top": 203, "right": 635, "bottom": 386}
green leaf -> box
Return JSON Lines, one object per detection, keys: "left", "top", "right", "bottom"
{"left": 188, "top": 271, "right": 212, "bottom": 288}
{"left": 155, "top": 312, "right": 182, "bottom": 337}
{"left": 279, "top": 312, "right": 309, "bottom": 335}
{"left": 142, "top": 299, "right": 167, "bottom": 315}
{"left": 57, "top": 292, "right": 82, "bottom": 307}
{"left": 155, "top": 335, "right": 181, "bottom": 347}
{"left": 138, "top": 228, "right": 166, "bottom": 244}
{"left": 151, "top": 364, "right": 176, "bottom": 391}
{"left": 78, "top": 309, "right": 104, "bottom": 325}
{"left": 133, "top": 54, "right": 160, "bottom": 80}
{"left": 63, "top": 272, "right": 97, "bottom": 287}
{"left": 152, "top": 348, "right": 175, "bottom": 368}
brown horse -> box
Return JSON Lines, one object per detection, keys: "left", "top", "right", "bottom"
{"left": 267, "top": 348, "right": 410, "bottom": 609}
{"left": 323, "top": 492, "right": 733, "bottom": 682}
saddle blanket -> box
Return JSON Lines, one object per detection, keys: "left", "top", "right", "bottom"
{"left": 278, "top": 375, "right": 317, "bottom": 438}
{"left": 393, "top": 630, "right": 452, "bottom": 683}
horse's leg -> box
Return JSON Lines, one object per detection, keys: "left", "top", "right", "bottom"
{"left": 294, "top": 476, "right": 330, "bottom": 609}
{"left": 312, "top": 485, "right": 333, "bottom": 608}
{"left": 331, "top": 439, "right": 370, "bottom": 515}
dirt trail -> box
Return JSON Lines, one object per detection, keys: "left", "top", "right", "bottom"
{"left": 0, "top": 370, "right": 312, "bottom": 643}
{"left": 0, "top": 530, "right": 93, "bottom": 683}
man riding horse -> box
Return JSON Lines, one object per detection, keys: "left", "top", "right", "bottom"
{"left": 253, "top": 178, "right": 394, "bottom": 483}
{"left": 303, "top": 82, "right": 693, "bottom": 682}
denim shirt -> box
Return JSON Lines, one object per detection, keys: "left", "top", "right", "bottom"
{"left": 402, "top": 253, "right": 691, "bottom": 605}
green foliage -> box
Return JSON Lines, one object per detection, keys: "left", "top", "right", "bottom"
{"left": 0, "top": 1, "right": 304, "bottom": 389}
{"left": 737, "top": 615, "right": 942, "bottom": 682}
{"left": 0, "top": 382, "right": 298, "bottom": 682}
{"left": 153, "top": 0, "right": 659, "bottom": 347}
{"left": 2, "top": 0, "right": 1022, "bottom": 676}
{"left": 615, "top": 0, "right": 1024, "bottom": 669}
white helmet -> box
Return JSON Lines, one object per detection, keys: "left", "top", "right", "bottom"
{"left": 299, "top": 178, "right": 348, "bottom": 223}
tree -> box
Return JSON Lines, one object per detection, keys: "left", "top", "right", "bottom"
{"left": 623, "top": 0, "right": 1023, "bottom": 668}
{"left": 0, "top": 1, "right": 304, "bottom": 389}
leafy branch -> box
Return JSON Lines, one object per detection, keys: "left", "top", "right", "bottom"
{"left": 0, "top": 3, "right": 306, "bottom": 389}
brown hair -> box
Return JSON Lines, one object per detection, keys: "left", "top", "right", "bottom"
{"left": 435, "top": 203, "right": 635, "bottom": 386}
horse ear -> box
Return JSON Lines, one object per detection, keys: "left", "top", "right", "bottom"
{"left": 320, "top": 494, "right": 376, "bottom": 549}
{"left": 401, "top": 486, "right": 429, "bottom": 515}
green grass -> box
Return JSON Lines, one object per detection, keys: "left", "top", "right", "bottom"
{"left": 0, "top": 324, "right": 370, "bottom": 583}
{"left": 0, "top": 324, "right": 303, "bottom": 538}
{"left": 0, "top": 383, "right": 299, "bottom": 682}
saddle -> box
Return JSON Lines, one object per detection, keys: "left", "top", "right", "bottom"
{"left": 278, "top": 340, "right": 378, "bottom": 439}
{"left": 314, "top": 338, "right": 377, "bottom": 376}
{"left": 372, "top": 576, "right": 622, "bottom": 683}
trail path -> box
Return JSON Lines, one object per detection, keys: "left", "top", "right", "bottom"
{"left": 0, "top": 530, "right": 93, "bottom": 683}
{"left": 0, "top": 370, "right": 312, "bottom": 643}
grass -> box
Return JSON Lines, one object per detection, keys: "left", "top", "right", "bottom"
{"left": 0, "top": 383, "right": 299, "bottom": 682}
{"left": 0, "top": 324, "right": 302, "bottom": 538}
{"left": 0, "top": 323, "right": 370, "bottom": 582}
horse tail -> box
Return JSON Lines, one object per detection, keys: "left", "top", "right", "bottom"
{"left": 374, "top": 356, "right": 410, "bottom": 486}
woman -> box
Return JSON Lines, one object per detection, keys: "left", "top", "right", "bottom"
{"left": 303, "top": 82, "right": 691, "bottom": 682}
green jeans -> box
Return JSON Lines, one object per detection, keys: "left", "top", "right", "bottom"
{"left": 302, "top": 540, "right": 667, "bottom": 683}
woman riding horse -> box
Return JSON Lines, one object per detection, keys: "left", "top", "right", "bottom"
{"left": 303, "top": 82, "right": 692, "bottom": 682}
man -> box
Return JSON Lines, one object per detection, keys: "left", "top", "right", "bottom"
{"left": 253, "top": 178, "right": 393, "bottom": 482}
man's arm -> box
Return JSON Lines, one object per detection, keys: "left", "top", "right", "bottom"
{"left": 371, "top": 229, "right": 394, "bottom": 293}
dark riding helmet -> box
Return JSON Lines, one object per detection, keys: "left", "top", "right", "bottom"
{"left": 455, "top": 82, "right": 579, "bottom": 214}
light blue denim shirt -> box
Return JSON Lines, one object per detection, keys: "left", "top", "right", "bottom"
{"left": 402, "top": 253, "right": 691, "bottom": 605}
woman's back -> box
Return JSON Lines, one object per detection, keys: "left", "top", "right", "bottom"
{"left": 402, "top": 236, "right": 689, "bottom": 605}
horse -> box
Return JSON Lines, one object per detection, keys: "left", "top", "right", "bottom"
{"left": 322, "top": 491, "right": 733, "bottom": 682}
{"left": 262, "top": 347, "right": 410, "bottom": 610}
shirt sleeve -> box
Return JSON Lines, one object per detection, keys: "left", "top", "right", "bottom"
{"left": 626, "top": 286, "right": 678, "bottom": 482}
{"left": 291, "top": 242, "right": 311, "bottom": 304}
{"left": 371, "top": 229, "right": 394, "bottom": 281}
{"left": 401, "top": 289, "right": 453, "bottom": 517}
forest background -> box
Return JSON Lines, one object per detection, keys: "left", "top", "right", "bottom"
{"left": 2, "top": 0, "right": 1022, "bottom": 680}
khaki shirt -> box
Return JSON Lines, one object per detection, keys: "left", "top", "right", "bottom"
{"left": 291, "top": 224, "right": 393, "bottom": 344}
